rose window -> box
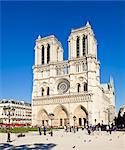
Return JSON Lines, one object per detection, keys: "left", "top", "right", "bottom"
{"left": 57, "top": 79, "right": 70, "bottom": 94}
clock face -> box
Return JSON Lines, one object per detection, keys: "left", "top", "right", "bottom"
{"left": 57, "top": 79, "right": 70, "bottom": 94}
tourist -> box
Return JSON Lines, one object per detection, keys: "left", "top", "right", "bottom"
{"left": 109, "top": 124, "right": 112, "bottom": 134}
{"left": 43, "top": 126, "right": 46, "bottom": 135}
{"left": 86, "top": 126, "right": 91, "bottom": 135}
{"left": 38, "top": 126, "right": 41, "bottom": 135}
{"left": 88, "top": 128, "right": 91, "bottom": 135}
{"left": 77, "top": 126, "right": 79, "bottom": 132}
{"left": 106, "top": 125, "right": 109, "bottom": 133}
{"left": 70, "top": 126, "right": 72, "bottom": 132}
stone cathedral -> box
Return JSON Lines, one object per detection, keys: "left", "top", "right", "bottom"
{"left": 32, "top": 21, "right": 116, "bottom": 127}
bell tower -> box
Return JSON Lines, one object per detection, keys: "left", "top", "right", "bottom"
{"left": 34, "top": 35, "right": 63, "bottom": 66}
{"left": 68, "top": 21, "right": 97, "bottom": 60}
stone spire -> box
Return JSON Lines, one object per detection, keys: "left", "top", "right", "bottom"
{"left": 109, "top": 75, "right": 114, "bottom": 92}
{"left": 38, "top": 35, "right": 41, "bottom": 39}
{"left": 86, "top": 21, "right": 91, "bottom": 28}
{"left": 110, "top": 75, "right": 114, "bottom": 85}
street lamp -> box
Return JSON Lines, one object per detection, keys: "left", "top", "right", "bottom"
{"left": 106, "top": 108, "right": 110, "bottom": 125}
{"left": 3, "top": 105, "right": 15, "bottom": 142}
{"left": 49, "top": 113, "right": 55, "bottom": 136}
{"left": 73, "top": 116, "right": 76, "bottom": 133}
{"left": 94, "top": 119, "right": 96, "bottom": 125}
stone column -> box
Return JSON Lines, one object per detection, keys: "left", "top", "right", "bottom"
{"left": 69, "top": 114, "right": 74, "bottom": 126}
{"left": 81, "top": 83, "right": 84, "bottom": 92}
{"left": 80, "top": 63, "right": 82, "bottom": 73}
{"left": 50, "top": 42, "right": 57, "bottom": 62}
{"left": 34, "top": 46, "right": 37, "bottom": 65}
{"left": 35, "top": 45, "right": 41, "bottom": 65}
{"left": 68, "top": 40, "right": 71, "bottom": 60}
{"left": 58, "top": 47, "right": 63, "bottom": 62}
{"left": 82, "top": 118, "right": 84, "bottom": 126}
{"left": 72, "top": 36, "right": 76, "bottom": 59}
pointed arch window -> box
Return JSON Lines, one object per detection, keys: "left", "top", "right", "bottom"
{"left": 76, "top": 36, "right": 80, "bottom": 58}
{"left": 42, "top": 87, "right": 44, "bottom": 96}
{"left": 82, "top": 35, "right": 86, "bottom": 56}
{"left": 41, "top": 45, "right": 44, "bottom": 64}
{"left": 47, "top": 87, "right": 50, "bottom": 96}
{"left": 77, "top": 83, "right": 81, "bottom": 93}
{"left": 83, "top": 35, "right": 88, "bottom": 56}
{"left": 84, "top": 83, "right": 88, "bottom": 92}
{"left": 47, "top": 44, "right": 50, "bottom": 64}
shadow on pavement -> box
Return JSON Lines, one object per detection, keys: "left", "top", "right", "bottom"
{"left": 0, "top": 143, "right": 57, "bottom": 149}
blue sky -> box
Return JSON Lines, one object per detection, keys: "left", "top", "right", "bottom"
{"left": 0, "top": 1, "right": 125, "bottom": 111}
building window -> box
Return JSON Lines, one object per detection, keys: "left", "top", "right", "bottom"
{"left": 83, "top": 63, "right": 87, "bottom": 71}
{"left": 76, "top": 36, "right": 80, "bottom": 57}
{"left": 42, "top": 88, "right": 44, "bottom": 96}
{"left": 47, "top": 44, "right": 50, "bottom": 64}
{"left": 77, "top": 83, "right": 81, "bottom": 93}
{"left": 41, "top": 45, "right": 44, "bottom": 64}
{"left": 82, "top": 35, "right": 87, "bottom": 56}
{"left": 84, "top": 83, "right": 88, "bottom": 91}
{"left": 47, "top": 87, "right": 50, "bottom": 96}
{"left": 76, "top": 64, "right": 79, "bottom": 72}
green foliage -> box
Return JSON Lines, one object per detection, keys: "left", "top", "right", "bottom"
{"left": 0, "top": 127, "right": 6, "bottom": 133}
{"left": 0, "top": 127, "right": 59, "bottom": 133}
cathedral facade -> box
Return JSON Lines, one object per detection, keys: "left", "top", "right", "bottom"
{"left": 32, "top": 21, "right": 116, "bottom": 127}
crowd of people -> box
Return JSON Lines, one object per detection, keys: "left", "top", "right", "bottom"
{"left": 37, "top": 123, "right": 116, "bottom": 136}
{"left": 64, "top": 123, "right": 116, "bottom": 135}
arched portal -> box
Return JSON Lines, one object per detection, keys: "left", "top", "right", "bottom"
{"left": 54, "top": 105, "right": 69, "bottom": 127}
{"left": 37, "top": 109, "right": 49, "bottom": 126}
{"left": 74, "top": 105, "right": 88, "bottom": 127}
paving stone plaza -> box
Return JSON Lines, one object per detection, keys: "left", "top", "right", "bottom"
{"left": 0, "top": 129, "right": 125, "bottom": 150}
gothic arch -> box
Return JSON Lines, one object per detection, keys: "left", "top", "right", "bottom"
{"left": 47, "top": 87, "right": 50, "bottom": 95}
{"left": 74, "top": 105, "right": 88, "bottom": 126}
{"left": 41, "top": 45, "right": 44, "bottom": 64}
{"left": 41, "top": 87, "right": 44, "bottom": 96}
{"left": 47, "top": 44, "right": 50, "bottom": 64}
{"left": 40, "top": 81, "right": 49, "bottom": 87}
{"left": 76, "top": 36, "right": 80, "bottom": 57}
{"left": 37, "top": 109, "right": 49, "bottom": 126}
{"left": 83, "top": 82, "right": 88, "bottom": 92}
{"left": 53, "top": 105, "right": 69, "bottom": 126}
{"left": 75, "top": 76, "right": 87, "bottom": 85}
{"left": 77, "top": 83, "right": 81, "bottom": 93}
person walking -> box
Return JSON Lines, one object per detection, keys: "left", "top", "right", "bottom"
{"left": 109, "top": 124, "right": 112, "bottom": 134}
{"left": 38, "top": 126, "right": 41, "bottom": 135}
{"left": 43, "top": 126, "right": 46, "bottom": 135}
{"left": 64, "top": 125, "right": 66, "bottom": 132}
{"left": 87, "top": 126, "right": 91, "bottom": 135}
{"left": 106, "top": 125, "right": 109, "bottom": 133}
